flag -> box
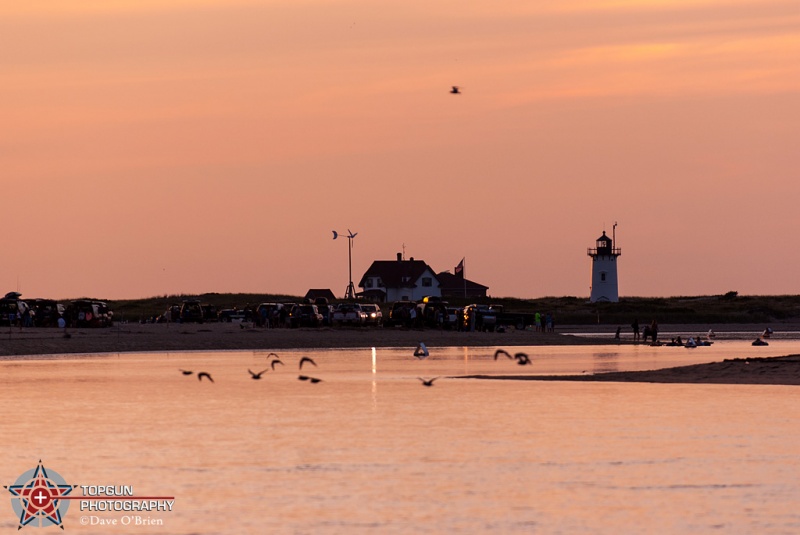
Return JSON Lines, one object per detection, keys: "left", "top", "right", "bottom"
{"left": 454, "top": 258, "right": 464, "bottom": 277}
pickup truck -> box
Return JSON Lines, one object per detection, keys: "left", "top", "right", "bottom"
{"left": 332, "top": 303, "right": 368, "bottom": 325}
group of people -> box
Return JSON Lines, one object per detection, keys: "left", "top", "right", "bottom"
{"left": 614, "top": 318, "right": 659, "bottom": 343}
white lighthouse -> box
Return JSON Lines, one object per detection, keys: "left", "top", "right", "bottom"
{"left": 587, "top": 226, "right": 621, "bottom": 303}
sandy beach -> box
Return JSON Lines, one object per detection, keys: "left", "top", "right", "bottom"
{"left": 464, "top": 355, "right": 800, "bottom": 386}
{"left": 0, "top": 322, "right": 605, "bottom": 358}
{"left": 2, "top": 322, "right": 799, "bottom": 386}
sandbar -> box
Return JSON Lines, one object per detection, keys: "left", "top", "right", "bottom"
{"left": 462, "top": 355, "right": 800, "bottom": 386}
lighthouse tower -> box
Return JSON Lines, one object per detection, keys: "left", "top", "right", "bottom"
{"left": 587, "top": 227, "right": 621, "bottom": 303}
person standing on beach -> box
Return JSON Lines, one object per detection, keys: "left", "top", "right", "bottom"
{"left": 632, "top": 318, "right": 640, "bottom": 342}
{"left": 650, "top": 320, "right": 659, "bottom": 343}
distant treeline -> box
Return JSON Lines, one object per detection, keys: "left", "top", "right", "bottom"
{"left": 107, "top": 292, "right": 800, "bottom": 325}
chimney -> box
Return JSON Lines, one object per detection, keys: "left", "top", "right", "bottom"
{"left": 397, "top": 253, "right": 402, "bottom": 261}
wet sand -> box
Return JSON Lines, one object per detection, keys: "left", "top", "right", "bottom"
{"left": 0, "top": 322, "right": 605, "bottom": 357}
{"left": 464, "top": 355, "right": 800, "bottom": 386}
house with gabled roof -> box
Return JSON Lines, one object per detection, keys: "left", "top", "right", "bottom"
{"left": 358, "top": 253, "right": 441, "bottom": 302}
{"left": 436, "top": 271, "right": 489, "bottom": 299}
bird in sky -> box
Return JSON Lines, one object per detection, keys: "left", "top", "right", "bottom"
{"left": 450, "top": 86, "right": 461, "bottom": 94}
{"left": 419, "top": 377, "right": 439, "bottom": 387}
{"left": 298, "top": 375, "right": 323, "bottom": 383}
{"left": 515, "top": 353, "right": 532, "bottom": 366}
{"left": 299, "top": 356, "right": 317, "bottom": 369}
{"left": 270, "top": 359, "right": 284, "bottom": 371}
{"left": 494, "top": 349, "right": 514, "bottom": 360}
{"left": 179, "top": 369, "right": 193, "bottom": 376}
{"left": 248, "top": 368, "right": 269, "bottom": 380}
{"left": 198, "top": 372, "right": 214, "bottom": 383}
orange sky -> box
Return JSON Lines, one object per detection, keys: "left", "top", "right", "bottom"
{"left": 2, "top": 0, "right": 798, "bottom": 300}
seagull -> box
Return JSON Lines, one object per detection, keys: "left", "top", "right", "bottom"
{"left": 299, "top": 356, "right": 317, "bottom": 369}
{"left": 418, "top": 377, "right": 439, "bottom": 387}
{"left": 248, "top": 368, "right": 269, "bottom": 380}
{"left": 414, "top": 343, "right": 429, "bottom": 359}
{"left": 494, "top": 349, "right": 514, "bottom": 360}
{"left": 270, "top": 359, "right": 284, "bottom": 371}
{"left": 450, "top": 86, "right": 461, "bottom": 94}
{"left": 514, "top": 352, "right": 532, "bottom": 366}
{"left": 298, "top": 375, "right": 322, "bottom": 383}
{"left": 179, "top": 369, "right": 193, "bottom": 376}
{"left": 198, "top": 372, "right": 214, "bottom": 383}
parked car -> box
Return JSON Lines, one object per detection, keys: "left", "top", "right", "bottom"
{"left": 288, "top": 304, "right": 323, "bottom": 328}
{"left": 385, "top": 301, "right": 416, "bottom": 327}
{"left": 27, "top": 299, "right": 63, "bottom": 327}
{"left": 360, "top": 304, "right": 383, "bottom": 326}
{"left": 0, "top": 294, "right": 22, "bottom": 326}
{"left": 332, "top": 303, "right": 368, "bottom": 325}
{"left": 67, "top": 299, "right": 114, "bottom": 328}
{"left": 201, "top": 304, "right": 219, "bottom": 322}
{"left": 218, "top": 308, "right": 246, "bottom": 322}
{"left": 179, "top": 300, "right": 204, "bottom": 323}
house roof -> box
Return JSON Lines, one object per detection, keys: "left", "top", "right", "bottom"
{"left": 359, "top": 259, "right": 438, "bottom": 289}
{"left": 304, "top": 289, "right": 337, "bottom": 301}
{"left": 435, "top": 271, "right": 489, "bottom": 291}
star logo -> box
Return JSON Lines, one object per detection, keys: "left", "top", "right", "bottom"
{"left": 5, "top": 461, "right": 76, "bottom": 529}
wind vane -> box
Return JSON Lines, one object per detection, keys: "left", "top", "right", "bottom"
{"left": 332, "top": 229, "right": 358, "bottom": 300}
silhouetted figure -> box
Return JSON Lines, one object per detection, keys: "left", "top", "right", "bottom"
{"left": 270, "top": 359, "right": 284, "bottom": 371}
{"left": 419, "top": 377, "right": 439, "bottom": 387}
{"left": 179, "top": 369, "right": 193, "bottom": 376}
{"left": 450, "top": 86, "right": 461, "bottom": 94}
{"left": 198, "top": 372, "right": 214, "bottom": 383}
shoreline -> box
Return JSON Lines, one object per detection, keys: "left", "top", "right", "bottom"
{"left": 460, "top": 355, "right": 800, "bottom": 386}
{"left": 0, "top": 322, "right": 612, "bottom": 357}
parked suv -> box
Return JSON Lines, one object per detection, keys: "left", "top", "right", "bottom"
{"left": 289, "top": 304, "right": 323, "bottom": 328}
{"left": 385, "top": 301, "right": 416, "bottom": 327}
{"left": 179, "top": 300, "right": 204, "bottom": 323}
{"left": 332, "top": 303, "right": 368, "bottom": 325}
{"left": 360, "top": 304, "right": 383, "bottom": 326}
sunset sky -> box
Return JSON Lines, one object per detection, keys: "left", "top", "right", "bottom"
{"left": 2, "top": 0, "right": 798, "bottom": 300}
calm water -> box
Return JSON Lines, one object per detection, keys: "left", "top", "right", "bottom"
{"left": 2, "top": 342, "right": 800, "bottom": 534}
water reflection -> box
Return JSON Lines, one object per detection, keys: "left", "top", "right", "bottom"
{"left": 593, "top": 352, "right": 621, "bottom": 373}
{"left": 2, "top": 344, "right": 800, "bottom": 533}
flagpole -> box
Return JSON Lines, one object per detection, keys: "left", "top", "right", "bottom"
{"left": 463, "top": 257, "right": 466, "bottom": 299}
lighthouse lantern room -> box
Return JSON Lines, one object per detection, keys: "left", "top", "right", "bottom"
{"left": 587, "top": 225, "right": 621, "bottom": 303}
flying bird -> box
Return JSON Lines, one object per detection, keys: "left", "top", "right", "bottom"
{"left": 299, "top": 356, "right": 317, "bottom": 369}
{"left": 414, "top": 343, "right": 429, "bottom": 359}
{"left": 494, "top": 349, "right": 514, "bottom": 360}
{"left": 298, "top": 375, "right": 323, "bottom": 383}
{"left": 418, "top": 377, "right": 439, "bottom": 387}
{"left": 248, "top": 368, "right": 269, "bottom": 380}
{"left": 179, "top": 369, "right": 193, "bottom": 376}
{"left": 514, "top": 352, "right": 532, "bottom": 366}
{"left": 198, "top": 372, "right": 214, "bottom": 383}
{"left": 450, "top": 86, "right": 461, "bottom": 94}
{"left": 270, "top": 359, "right": 284, "bottom": 371}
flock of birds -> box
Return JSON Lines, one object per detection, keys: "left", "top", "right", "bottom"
{"left": 178, "top": 346, "right": 531, "bottom": 387}
{"left": 178, "top": 353, "right": 322, "bottom": 384}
